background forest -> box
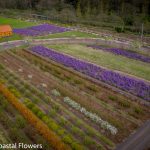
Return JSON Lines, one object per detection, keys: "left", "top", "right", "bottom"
{"left": 0, "top": 0, "right": 150, "bottom": 33}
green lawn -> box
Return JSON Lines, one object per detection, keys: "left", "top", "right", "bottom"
{"left": 0, "top": 34, "right": 23, "bottom": 42}
{"left": 0, "top": 16, "right": 37, "bottom": 28}
{"left": 35, "top": 31, "right": 99, "bottom": 39}
{"left": 47, "top": 44, "right": 150, "bottom": 81}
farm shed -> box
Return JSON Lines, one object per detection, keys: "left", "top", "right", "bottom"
{"left": 0, "top": 25, "right": 12, "bottom": 37}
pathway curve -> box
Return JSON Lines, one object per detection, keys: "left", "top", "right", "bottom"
{"left": 0, "top": 37, "right": 144, "bottom": 51}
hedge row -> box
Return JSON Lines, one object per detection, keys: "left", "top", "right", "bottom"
{"left": 0, "top": 82, "right": 71, "bottom": 150}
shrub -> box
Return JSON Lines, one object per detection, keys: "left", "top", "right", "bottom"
{"left": 15, "top": 115, "right": 26, "bottom": 129}
{"left": 118, "top": 100, "right": 130, "bottom": 108}
{"left": 23, "top": 98, "right": 30, "bottom": 104}
{"left": 71, "top": 126, "right": 84, "bottom": 137}
{"left": 83, "top": 136, "right": 95, "bottom": 147}
{"left": 49, "top": 109, "right": 57, "bottom": 117}
{"left": 26, "top": 102, "right": 34, "bottom": 109}
{"left": 0, "top": 100, "right": 8, "bottom": 109}
{"left": 108, "top": 95, "right": 118, "bottom": 101}
{"left": 19, "top": 86, "right": 26, "bottom": 93}
{"left": 134, "top": 107, "right": 143, "bottom": 114}
{"left": 8, "top": 88, "right": 22, "bottom": 98}
{"left": 115, "top": 26, "right": 124, "bottom": 33}
{"left": 37, "top": 111, "right": 45, "bottom": 119}
{"left": 71, "top": 142, "right": 84, "bottom": 150}
{"left": 48, "top": 121, "right": 59, "bottom": 131}
{"left": 37, "top": 92, "right": 45, "bottom": 99}
{"left": 31, "top": 106, "right": 40, "bottom": 114}
{"left": 0, "top": 79, "right": 6, "bottom": 84}
{"left": 86, "top": 85, "right": 98, "bottom": 92}
{"left": 41, "top": 116, "right": 49, "bottom": 124}
{"left": 52, "top": 104, "right": 60, "bottom": 112}
{"left": 57, "top": 129, "right": 66, "bottom": 136}
{"left": 74, "top": 79, "right": 83, "bottom": 85}
{"left": 32, "top": 97, "right": 40, "bottom": 104}
{"left": 123, "top": 16, "right": 134, "bottom": 26}
{"left": 63, "top": 135, "right": 73, "bottom": 145}
{"left": 59, "top": 117, "right": 68, "bottom": 127}
{"left": 51, "top": 89, "right": 61, "bottom": 97}
{"left": 24, "top": 90, "right": 32, "bottom": 97}
{"left": 85, "top": 127, "right": 95, "bottom": 137}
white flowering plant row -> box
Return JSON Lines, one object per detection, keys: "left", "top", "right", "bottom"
{"left": 64, "top": 97, "right": 118, "bottom": 135}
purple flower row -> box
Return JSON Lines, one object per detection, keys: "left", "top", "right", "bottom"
{"left": 13, "top": 24, "right": 70, "bottom": 36}
{"left": 87, "top": 45, "right": 150, "bottom": 63}
{"left": 31, "top": 45, "right": 150, "bottom": 101}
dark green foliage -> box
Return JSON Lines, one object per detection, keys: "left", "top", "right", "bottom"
{"left": 0, "top": 0, "right": 149, "bottom": 33}
{"left": 115, "top": 26, "right": 125, "bottom": 33}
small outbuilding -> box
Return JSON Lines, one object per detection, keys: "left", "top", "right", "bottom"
{"left": 0, "top": 25, "right": 13, "bottom": 37}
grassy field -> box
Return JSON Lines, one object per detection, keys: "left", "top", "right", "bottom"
{"left": 47, "top": 44, "right": 150, "bottom": 81}
{"left": 0, "top": 34, "right": 23, "bottom": 42}
{"left": 0, "top": 16, "right": 37, "bottom": 28}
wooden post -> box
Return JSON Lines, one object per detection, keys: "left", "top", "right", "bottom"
{"left": 141, "top": 23, "right": 144, "bottom": 41}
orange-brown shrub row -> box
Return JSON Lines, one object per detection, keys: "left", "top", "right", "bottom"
{"left": 0, "top": 83, "right": 71, "bottom": 150}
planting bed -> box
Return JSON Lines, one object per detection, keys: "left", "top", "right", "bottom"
{"left": 30, "top": 45, "right": 150, "bottom": 101}
{"left": 87, "top": 45, "right": 150, "bottom": 63}
{"left": 47, "top": 44, "right": 150, "bottom": 81}
{"left": 0, "top": 46, "right": 149, "bottom": 149}
{"left": 14, "top": 24, "right": 70, "bottom": 36}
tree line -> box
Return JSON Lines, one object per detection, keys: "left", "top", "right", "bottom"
{"left": 0, "top": 0, "right": 149, "bottom": 15}
{"left": 0, "top": 0, "right": 150, "bottom": 32}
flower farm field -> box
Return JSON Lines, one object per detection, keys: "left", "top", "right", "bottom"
{"left": 47, "top": 44, "right": 150, "bottom": 81}
{"left": 0, "top": 17, "right": 150, "bottom": 150}
{"left": 0, "top": 45, "right": 150, "bottom": 149}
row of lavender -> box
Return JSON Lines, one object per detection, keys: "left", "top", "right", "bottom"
{"left": 13, "top": 24, "right": 70, "bottom": 36}
{"left": 87, "top": 45, "right": 150, "bottom": 63}
{"left": 31, "top": 45, "right": 150, "bottom": 101}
